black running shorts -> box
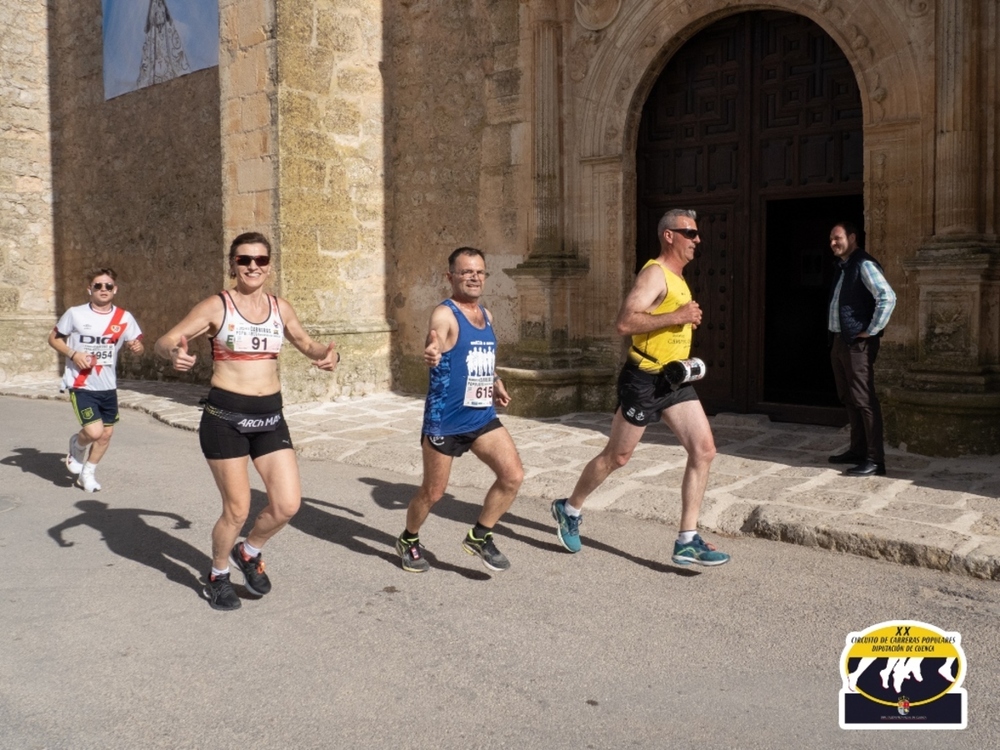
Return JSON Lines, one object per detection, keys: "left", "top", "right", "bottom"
{"left": 422, "top": 417, "right": 503, "bottom": 457}
{"left": 616, "top": 363, "right": 699, "bottom": 426}
{"left": 198, "top": 387, "right": 293, "bottom": 460}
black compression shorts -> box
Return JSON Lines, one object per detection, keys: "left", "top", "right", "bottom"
{"left": 198, "top": 387, "right": 293, "bottom": 460}
{"left": 422, "top": 417, "right": 503, "bottom": 457}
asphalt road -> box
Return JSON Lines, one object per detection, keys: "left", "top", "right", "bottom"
{"left": 1, "top": 396, "right": 997, "bottom": 749}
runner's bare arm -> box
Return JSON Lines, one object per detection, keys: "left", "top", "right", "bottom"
{"left": 615, "top": 264, "right": 702, "bottom": 336}
{"left": 47, "top": 327, "right": 89, "bottom": 370}
{"left": 423, "top": 304, "right": 459, "bottom": 367}
{"left": 154, "top": 295, "right": 223, "bottom": 370}
{"left": 278, "top": 297, "right": 339, "bottom": 370}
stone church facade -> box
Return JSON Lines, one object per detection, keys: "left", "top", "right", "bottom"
{"left": 2, "top": 0, "right": 998, "bottom": 456}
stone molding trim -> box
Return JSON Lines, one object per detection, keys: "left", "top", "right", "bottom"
{"left": 575, "top": 0, "right": 926, "bottom": 160}
{"left": 574, "top": 0, "right": 621, "bottom": 31}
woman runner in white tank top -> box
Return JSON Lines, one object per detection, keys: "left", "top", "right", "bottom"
{"left": 155, "top": 232, "right": 339, "bottom": 611}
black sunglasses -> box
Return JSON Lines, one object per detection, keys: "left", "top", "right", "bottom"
{"left": 668, "top": 227, "right": 700, "bottom": 240}
{"left": 91, "top": 283, "right": 115, "bottom": 291}
{"left": 234, "top": 255, "right": 271, "bottom": 267}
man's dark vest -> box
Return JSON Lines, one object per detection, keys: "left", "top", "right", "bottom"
{"left": 833, "top": 248, "right": 884, "bottom": 343}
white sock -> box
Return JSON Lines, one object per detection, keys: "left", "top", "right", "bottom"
{"left": 563, "top": 502, "right": 582, "bottom": 517}
{"left": 211, "top": 567, "right": 229, "bottom": 579}
{"left": 242, "top": 540, "right": 261, "bottom": 559}
{"left": 83, "top": 462, "right": 97, "bottom": 474}
{"left": 677, "top": 530, "right": 697, "bottom": 544}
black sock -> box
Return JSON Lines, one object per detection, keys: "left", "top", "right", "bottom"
{"left": 472, "top": 522, "right": 492, "bottom": 539}
{"left": 401, "top": 529, "right": 419, "bottom": 541}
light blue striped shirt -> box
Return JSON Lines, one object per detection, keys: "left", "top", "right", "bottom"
{"left": 828, "top": 259, "right": 896, "bottom": 335}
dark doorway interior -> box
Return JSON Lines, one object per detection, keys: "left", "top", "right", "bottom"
{"left": 762, "top": 196, "right": 862, "bottom": 423}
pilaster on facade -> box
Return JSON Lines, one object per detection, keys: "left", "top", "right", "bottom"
{"left": 219, "top": 0, "right": 392, "bottom": 402}
{"left": 886, "top": 0, "right": 1000, "bottom": 454}
{"left": 0, "top": 0, "right": 57, "bottom": 382}
{"left": 933, "top": 0, "right": 983, "bottom": 236}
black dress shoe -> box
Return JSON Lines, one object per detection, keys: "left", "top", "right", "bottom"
{"left": 829, "top": 451, "right": 864, "bottom": 465}
{"left": 845, "top": 461, "right": 886, "bottom": 477}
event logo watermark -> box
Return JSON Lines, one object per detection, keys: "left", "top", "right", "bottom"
{"left": 840, "top": 620, "right": 966, "bottom": 729}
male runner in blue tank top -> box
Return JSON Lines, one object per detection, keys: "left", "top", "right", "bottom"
{"left": 396, "top": 247, "right": 524, "bottom": 573}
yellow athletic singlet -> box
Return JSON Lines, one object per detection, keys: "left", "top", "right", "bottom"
{"left": 628, "top": 260, "right": 693, "bottom": 373}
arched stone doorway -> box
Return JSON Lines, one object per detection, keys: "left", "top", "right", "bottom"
{"left": 635, "top": 10, "right": 863, "bottom": 424}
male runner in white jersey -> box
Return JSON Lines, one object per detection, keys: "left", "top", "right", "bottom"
{"left": 47, "top": 268, "right": 144, "bottom": 492}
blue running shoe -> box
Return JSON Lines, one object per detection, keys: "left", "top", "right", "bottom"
{"left": 551, "top": 499, "right": 582, "bottom": 553}
{"left": 671, "top": 534, "right": 730, "bottom": 567}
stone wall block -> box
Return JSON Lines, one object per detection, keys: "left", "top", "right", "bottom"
{"left": 322, "top": 98, "right": 363, "bottom": 137}
{"left": 278, "top": 90, "right": 323, "bottom": 130}
{"left": 283, "top": 128, "right": 339, "bottom": 162}
{"left": 240, "top": 92, "right": 275, "bottom": 133}
{"left": 236, "top": 157, "right": 276, "bottom": 195}
{"left": 230, "top": 53, "right": 269, "bottom": 98}
{"left": 236, "top": 0, "right": 273, "bottom": 47}
{"left": 281, "top": 44, "right": 335, "bottom": 94}
{"left": 335, "top": 66, "right": 381, "bottom": 95}
{"left": 316, "top": 13, "right": 362, "bottom": 54}
{"left": 280, "top": 155, "right": 327, "bottom": 191}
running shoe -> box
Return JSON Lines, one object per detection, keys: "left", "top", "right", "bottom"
{"left": 551, "top": 499, "right": 582, "bottom": 553}
{"left": 396, "top": 535, "right": 430, "bottom": 573}
{"left": 671, "top": 534, "right": 731, "bottom": 567}
{"left": 76, "top": 469, "right": 101, "bottom": 493}
{"left": 229, "top": 542, "right": 272, "bottom": 595}
{"left": 461, "top": 530, "right": 510, "bottom": 572}
{"left": 203, "top": 572, "right": 242, "bottom": 611}
{"left": 66, "top": 434, "right": 87, "bottom": 475}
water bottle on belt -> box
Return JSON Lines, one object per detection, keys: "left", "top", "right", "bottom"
{"left": 663, "top": 357, "right": 706, "bottom": 387}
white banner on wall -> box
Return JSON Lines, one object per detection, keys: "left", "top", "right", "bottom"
{"left": 103, "top": 0, "right": 219, "bottom": 100}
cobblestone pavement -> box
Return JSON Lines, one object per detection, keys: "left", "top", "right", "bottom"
{"left": 3, "top": 378, "right": 998, "bottom": 580}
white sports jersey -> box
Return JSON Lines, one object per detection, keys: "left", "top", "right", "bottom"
{"left": 56, "top": 303, "right": 142, "bottom": 391}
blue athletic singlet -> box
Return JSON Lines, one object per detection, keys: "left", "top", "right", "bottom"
{"left": 422, "top": 299, "right": 498, "bottom": 437}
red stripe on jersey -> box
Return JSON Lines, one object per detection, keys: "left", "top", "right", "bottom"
{"left": 72, "top": 307, "right": 128, "bottom": 389}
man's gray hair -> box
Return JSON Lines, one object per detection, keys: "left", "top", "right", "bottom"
{"left": 657, "top": 209, "right": 698, "bottom": 238}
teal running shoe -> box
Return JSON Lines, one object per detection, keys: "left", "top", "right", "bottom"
{"left": 551, "top": 499, "right": 582, "bottom": 553}
{"left": 671, "top": 534, "right": 730, "bottom": 567}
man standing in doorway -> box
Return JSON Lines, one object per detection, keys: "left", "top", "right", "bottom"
{"left": 550, "top": 209, "right": 730, "bottom": 566}
{"left": 827, "top": 221, "right": 896, "bottom": 476}
{"left": 396, "top": 247, "right": 524, "bottom": 573}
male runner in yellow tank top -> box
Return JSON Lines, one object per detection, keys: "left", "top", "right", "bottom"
{"left": 551, "top": 208, "right": 730, "bottom": 566}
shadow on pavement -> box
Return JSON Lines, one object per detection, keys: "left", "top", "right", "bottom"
{"left": 288, "top": 491, "right": 491, "bottom": 581}
{"left": 47, "top": 499, "right": 207, "bottom": 595}
{"left": 1, "top": 448, "right": 77, "bottom": 488}
{"left": 359, "top": 476, "right": 699, "bottom": 577}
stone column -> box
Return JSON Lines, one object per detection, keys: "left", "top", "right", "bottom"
{"left": 531, "top": 20, "right": 563, "bottom": 257}
{"left": 503, "top": 3, "right": 601, "bottom": 416}
{"left": 933, "top": 0, "right": 982, "bottom": 236}
{"left": 891, "top": 0, "right": 1000, "bottom": 455}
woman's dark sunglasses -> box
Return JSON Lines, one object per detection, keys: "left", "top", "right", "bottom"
{"left": 234, "top": 255, "right": 271, "bottom": 267}
{"left": 668, "top": 227, "right": 700, "bottom": 240}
